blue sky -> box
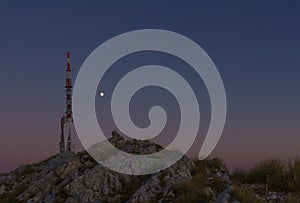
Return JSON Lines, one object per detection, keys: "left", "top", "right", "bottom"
{"left": 0, "top": 1, "right": 300, "bottom": 172}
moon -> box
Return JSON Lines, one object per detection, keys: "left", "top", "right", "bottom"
{"left": 99, "top": 91, "right": 105, "bottom": 97}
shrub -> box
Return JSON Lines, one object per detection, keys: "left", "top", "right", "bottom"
{"left": 287, "top": 157, "right": 300, "bottom": 192}
{"left": 172, "top": 173, "right": 212, "bottom": 203}
{"left": 210, "top": 178, "right": 227, "bottom": 194}
{"left": 231, "top": 169, "right": 249, "bottom": 184}
{"left": 192, "top": 159, "right": 209, "bottom": 175}
{"left": 232, "top": 158, "right": 300, "bottom": 192}
{"left": 237, "top": 159, "right": 288, "bottom": 191}
{"left": 0, "top": 184, "right": 28, "bottom": 203}
{"left": 233, "top": 185, "right": 263, "bottom": 203}
{"left": 21, "top": 165, "right": 33, "bottom": 176}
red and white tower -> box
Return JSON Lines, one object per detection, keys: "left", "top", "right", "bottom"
{"left": 59, "top": 52, "right": 73, "bottom": 153}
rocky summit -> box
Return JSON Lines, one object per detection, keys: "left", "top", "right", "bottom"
{"left": 0, "top": 131, "right": 194, "bottom": 203}
{"left": 0, "top": 131, "right": 238, "bottom": 203}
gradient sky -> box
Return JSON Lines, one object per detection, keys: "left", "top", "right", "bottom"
{"left": 1, "top": 1, "right": 300, "bottom": 172}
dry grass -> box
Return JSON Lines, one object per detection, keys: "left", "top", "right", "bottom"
{"left": 287, "top": 157, "right": 300, "bottom": 192}
{"left": 232, "top": 158, "right": 300, "bottom": 193}
{"left": 173, "top": 158, "right": 227, "bottom": 203}
{"left": 172, "top": 173, "right": 212, "bottom": 203}
{"left": 232, "top": 185, "right": 263, "bottom": 203}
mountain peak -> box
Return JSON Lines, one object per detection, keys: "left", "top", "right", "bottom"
{"left": 0, "top": 131, "right": 196, "bottom": 202}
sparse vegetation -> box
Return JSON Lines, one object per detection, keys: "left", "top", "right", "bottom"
{"left": 21, "top": 165, "right": 33, "bottom": 176}
{"left": 287, "top": 158, "right": 300, "bottom": 192}
{"left": 0, "top": 184, "right": 28, "bottom": 203}
{"left": 192, "top": 157, "right": 226, "bottom": 175}
{"left": 232, "top": 185, "right": 263, "bottom": 203}
{"left": 285, "top": 194, "right": 300, "bottom": 203}
{"left": 232, "top": 158, "right": 300, "bottom": 193}
{"left": 173, "top": 158, "right": 228, "bottom": 202}
{"left": 1, "top": 131, "right": 299, "bottom": 203}
{"left": 210, "top": 177, "right": 227, "bottom": 194}
{"left": 174, "top": 157, "right": 300, "bottom": 202}
{"left": 249, "top": 159, "right": 286, "bottom": 190}
{"left": 172, "top": 174, "right": 212, "bottom": 203}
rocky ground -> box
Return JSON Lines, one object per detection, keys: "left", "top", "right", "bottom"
{"left": 0, "top": 131, "right": 298, "bottom": 203}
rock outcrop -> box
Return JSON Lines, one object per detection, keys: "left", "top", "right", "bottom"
{"left": 0, "top": 131, "right": 195, "bottom": 203}
{"left": 0, "top": 131, "right": 242, "bottom": 203}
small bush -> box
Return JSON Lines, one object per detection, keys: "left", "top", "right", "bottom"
{"left": 192, "top": 158, "right": 226, "bottom": 175}
{"left": 231, "top": 170, "right": 249, "bottom": 184}
{"left": 206, "top": 158, "right": 226, "bottom": 171}
{"left": 233, "top": 185, "right": 263, "bottom": 203}
{"left": 192, "top": 159, "right": 209, "bottom": 175}
{"left": 287, "top": 157, "right": 300, "bottom": 192}
{"left": 249, "top": 159, "right": 285, "bottom": 185}
{"left": 0, "top": 184, "right": 28, "bottom": 203}
{"left": 232, "top": 158, "right": 300, "bottom": 193}
{"left": 232, "top": 159, "right": 287, "bottom": 191}
{"left": 210, "top": 178, "right": 227, "bottom": 194}
{"left": 21, "top": 165, "right": 33, "bottom": 176}
{"left": 172, "top": 173, "right": 212, "bottom": 203}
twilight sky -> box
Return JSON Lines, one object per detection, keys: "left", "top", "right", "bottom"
{"left": 1, "top": 1, "right": 300, "bottom": 172}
